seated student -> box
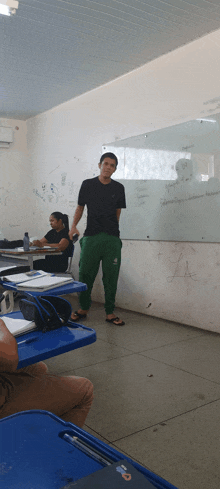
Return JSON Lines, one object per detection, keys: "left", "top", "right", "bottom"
{"left": 0, "top": 318, "right": 93, "bottom": 427}
{"left": 31, "top": 212, "right": 73, "bottom": 273}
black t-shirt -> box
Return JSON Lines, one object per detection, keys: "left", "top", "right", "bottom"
{"left": 78, "top": 177, "right": 126, "bottom": 237}
{"left": 44, "top": 228, "right": 72, "bottom": 257}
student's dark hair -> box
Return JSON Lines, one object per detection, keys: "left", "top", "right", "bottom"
{"left": 51, "top": 212, "right": 69, "bottom": 231}
{"left": 100, "top": 152, "right": 118, "bottom": 168}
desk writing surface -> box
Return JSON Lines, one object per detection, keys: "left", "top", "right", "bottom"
{"left": 5, "top": 311, "right": 96, "bottom": 369}
{"left": 0, "top": 248, "right": 62, "bottom": 269}
{"left": 0, "top": 247, "right": 61, "bottom": 256}
{"left": 0, "top": 410, "right": 176, "bottom": 489}
{"left": 0, "top": 411, "right": 102, "bottom": 489}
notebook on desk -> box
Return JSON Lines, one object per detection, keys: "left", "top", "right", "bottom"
{"left": 17, "top": 275, "right": 74, "bottom": 291}
{"left": 1, "top": 316, "right": 36, "bottom": 336}
{"left": 0, "top": 265, "right": 30, "bottom": 277}
{"left": 15, "top": 246, "right": 54, "bottom": 251}
{"left": 2, "top": 270, "right": 48, "bottom": 283}
{"left": 29, "top": 246, "right": 52, "bottom": 250}
{"left": 0, "top": 266, "right": 17, "bottom": 273}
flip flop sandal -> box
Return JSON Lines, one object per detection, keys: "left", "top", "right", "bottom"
{"left": 106, "top": 317, "right": 125, "bottom": 326}
{"left": 71, "top": 311, "right": 87, "bottom": 321}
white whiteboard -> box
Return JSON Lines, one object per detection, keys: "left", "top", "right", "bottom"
{"left": 104, "top": 114, "right": 220, "bottom": 242}
{"left": 118, "top": 170, "right": 220, "bottom": 242}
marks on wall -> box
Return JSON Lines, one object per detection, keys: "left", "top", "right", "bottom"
{"left": 203, "top": 95, "right": 220, "bottom": 113}
{"left": 61, "top": 173, "right": 67, "bottom": 186}
{"left": 0, "top": 187, "right": 9, "bottom": 206}
{"left": 33, "top": 170, "right": 79, "bottom": 210}
{"left": 49, "top": 165, "right": 60, "bottom": 174}
{"left": 166, "top": 253, "right": 198, "bottom": 283}
{"left": 0, "top": 182, "right": 32, "bottom": 239}
{"left": 155, "top": 241, "right": 220, "bottom": 289}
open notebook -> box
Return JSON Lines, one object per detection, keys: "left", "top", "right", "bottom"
{"left": 1, "top": 316, "right": 36, "bottom": 337}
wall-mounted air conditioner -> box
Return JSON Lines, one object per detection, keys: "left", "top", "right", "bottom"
{"left": 0, "top": 127, "right": 13, "bottom": 148}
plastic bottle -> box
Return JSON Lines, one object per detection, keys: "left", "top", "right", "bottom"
{"left": 23, "top": 232, "right": 30, "bottom": 251}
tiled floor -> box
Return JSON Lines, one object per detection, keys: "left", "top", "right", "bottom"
{"left": 0, "top": 254, "right": 219, "bottom": 489}
{"left": 43, "top": 295, "right": 220, "bottom": 489}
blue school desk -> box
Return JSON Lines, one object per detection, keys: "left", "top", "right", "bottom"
{"left": 0, "top": 410, "right": 178, "bottom": 489}
{"left": 5, "top": 311, "right": 96, "bottom": 369}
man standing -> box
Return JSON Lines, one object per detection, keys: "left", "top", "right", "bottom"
{"left": 69, "top": 152, "right": 126, "bottom": 326}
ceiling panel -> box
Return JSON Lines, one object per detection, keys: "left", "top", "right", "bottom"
{"left": 1, "top": 0, "right": 220, "bottom": 120}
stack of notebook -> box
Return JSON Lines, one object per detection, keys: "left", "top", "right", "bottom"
{"left": 2, "top": 270, "right": 74, "bottom": 291}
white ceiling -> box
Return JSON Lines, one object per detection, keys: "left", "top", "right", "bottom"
{"left": 1, "top": 0, "right": 220, "bottom": 121}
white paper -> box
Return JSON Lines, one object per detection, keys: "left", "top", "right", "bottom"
{"left": 15, "top": 246, "right": 53, "bottom": 251}
{"left": 17, "top": 275, "right": 74, "bottom": 291}
{"left": 1, "top": 316, "right": 36, "bottom": 336}
{"left": 3, "top": 270, "right": 49, "bottom": 283}
{"left": 0, "top": 266, "right": 17, "bottom": 273}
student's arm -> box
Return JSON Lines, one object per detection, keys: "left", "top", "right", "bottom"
{"left": 32, "top": 237, "right": 69, "bottom": 251}
{"left": 0, "top": 319, "right": 18, "bottom": 372}
{"left": 47, "top": 238, "right": 70, "bottom": 251}
{"left": 116, "top": 208, "right": 122, "bottom": 222}
{"left": 69, "top": 205, "right": 84, "bottom": 240}
{"left": 31, "top": 237, "right": 48, "bottom": 248}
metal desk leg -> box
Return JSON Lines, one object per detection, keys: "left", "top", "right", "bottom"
{"left": 27, "top": 255, "right": 34, "bottom": 269}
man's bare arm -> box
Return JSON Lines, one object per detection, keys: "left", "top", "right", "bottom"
{"left": 116, "top": 208, "right": 122, "bottom": 222}
{"left": 69, "top": 205, "right": 85, "bottom": 239}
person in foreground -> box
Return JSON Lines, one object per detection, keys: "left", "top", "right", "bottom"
{"left": 31, "top": 211, "right": 73, "bottom": 273}
{"left": 69, "top": 152, "right": 126, "bottom": 326}
{"left": 0, "top": 318, "right": 93, "bottom": 427}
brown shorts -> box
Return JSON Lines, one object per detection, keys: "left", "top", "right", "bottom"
{"left": 0, "top": 362, "right": 93, "bottom": 427}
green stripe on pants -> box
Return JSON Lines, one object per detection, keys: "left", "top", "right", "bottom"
{"left": 79, "top": 232, "right": 122, "bottom": 315}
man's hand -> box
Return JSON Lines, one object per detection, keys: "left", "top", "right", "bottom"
{"left": 69, "top": 227, "right": 80, "bottom": 240}
{"left": 69, "top": 205, "right": 84, "bottom": 240}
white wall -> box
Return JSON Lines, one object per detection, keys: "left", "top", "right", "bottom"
{"left": 23, "top": 27, "right": 220, "bottom": 332}
{"left": 0, "top": 118, "right": 32, "bottom": 240}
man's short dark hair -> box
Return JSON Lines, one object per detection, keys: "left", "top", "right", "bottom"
{"left": 100, "top": 152, "right": 118, "bottom": 168}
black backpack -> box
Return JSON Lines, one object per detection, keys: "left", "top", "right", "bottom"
{"left": 19, "top": 294, "right": 72, "bottom": 333}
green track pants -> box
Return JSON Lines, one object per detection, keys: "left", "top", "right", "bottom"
{"left": 78, "top": 232, "right": 122, "bottom": 315}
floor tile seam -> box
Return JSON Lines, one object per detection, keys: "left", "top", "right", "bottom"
{"left": 57, "top": 352, "right": 136, "bottom": 374}
{"left": 96, "top": 335, "right": 171, "bottom": 354}
{"left": 95, "top": 334, "right": 205, "bottom": 354}
{"left": 109, "top": 398, "right": 220, "bottom": 443}
{"left": 106, "top": 443, "right": 151, "bottom": 470}
{"left": 83, "top": 424, "right": 111, "bottom": 445}
{"left": 83, "top": 425, "right": 152, "bottom": 470}
{"left": 97, "top": 339, "right": 143, "bottom": 353}
{"left": 136, "top": 334, "right": 208, "bottom": 352}
{"left": 96, "top": 337, "right": 135, "bottom": 354}
{"left": 137, "top": 352, "right": 220, "bottom": 385}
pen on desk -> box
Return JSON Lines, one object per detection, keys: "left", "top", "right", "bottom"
{"left": 63, "top": 433, "right": 112, "bottom": 466}
{"left": 17, "top": 336, "right": 38, "bottom": 345}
